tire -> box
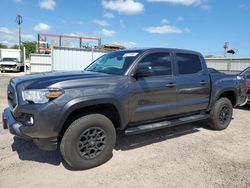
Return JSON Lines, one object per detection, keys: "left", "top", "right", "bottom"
{"left": 60, "top": 114, "right": 116, "bottom": 170}
{"left": 20, "top": 66, "right": 24, "bottom": 72}
{"left": 208, "top": 97, "right": 233, "bottom": 130}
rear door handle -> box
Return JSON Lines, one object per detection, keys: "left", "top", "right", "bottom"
{"left": 199, "top": 80, "right": 207, "bottom": 85}
{"left": 166, "top": 83, "right": 176, "bottom": 88}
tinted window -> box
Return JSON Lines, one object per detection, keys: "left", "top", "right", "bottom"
{"left": 137, "top": 53, "right": 172, "bottom": 76}
{"left": 240, "top": 67, "right": 250, "bottom": 79}
{"left": 176, "top": 53, "right": 202, "bottom": 75}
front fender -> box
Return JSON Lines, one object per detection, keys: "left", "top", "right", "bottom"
{"left": 54, "top": 95, "right": 127, "bottom": 132}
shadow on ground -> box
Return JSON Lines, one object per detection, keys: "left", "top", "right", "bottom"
{"left": 11, "top": 137, "right": 62, "bottom": 166}
{"left": 236, "top": 104, "right": 250, "bottom": 111}
{"left": 11, "top": 121, "right": 207, "bottom": 169}
{"left": 115, "top": 121, "right": 205, "bottom": 150}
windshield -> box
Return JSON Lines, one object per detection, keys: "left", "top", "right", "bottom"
{"left": 85, "top": 51, "right": 140, "bottom": 75}
{"left": 1, "top": 58, "right": 18, "bottom": 62}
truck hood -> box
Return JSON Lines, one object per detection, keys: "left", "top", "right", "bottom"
{"left": 11, "top": 71, "right": 118, "bottom": 89}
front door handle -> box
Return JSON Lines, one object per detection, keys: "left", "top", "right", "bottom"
{"left": 199, "top": 80, "right": 207, "bottom": 85}
{"left": 166, "top": 83, "right": 176, "bottom": 88}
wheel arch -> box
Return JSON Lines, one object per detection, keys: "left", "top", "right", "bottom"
{"left": 216, "top": 89, "right": 237, "bottom": 107}
{"left": 56, "top": 97, "right": 127, "bottom": 137}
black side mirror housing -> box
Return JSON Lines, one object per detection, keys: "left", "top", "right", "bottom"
{"left": 134, "top": 66, "right": 153, "bottom": 78}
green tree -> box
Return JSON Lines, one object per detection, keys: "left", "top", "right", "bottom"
{"left": 22, "top": 42, "right": 37, "bottom": 58}
{"left": 205, "top": 55, "right": 215, "bottom": 58}
{"left": 11, "top": 44, "right": 20, "bottom": 49}
{"left": 0, "top": 43, "right": 8, "bottom": 49}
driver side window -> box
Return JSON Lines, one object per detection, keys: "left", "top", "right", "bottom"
{"left": 137, "top": 52, "right": 172, "bottom": 76}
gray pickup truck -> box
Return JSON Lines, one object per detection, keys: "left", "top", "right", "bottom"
{"left": 2, "top": 48, "right": 248, "bottom": 169}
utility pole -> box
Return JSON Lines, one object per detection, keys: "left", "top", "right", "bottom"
{"left": 16, "top": 14, "right": 23, "bottom": 49}
{"left": 223, "top": 42, "right": 229, "bottom": 57}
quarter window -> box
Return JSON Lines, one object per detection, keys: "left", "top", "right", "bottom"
{"left": 137, "top": 53, "right": 172, "bottom": 76}
{"left": 176, "top": 53, "right": 202, "bottom": 75}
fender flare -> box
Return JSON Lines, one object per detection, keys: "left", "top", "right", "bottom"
{"left": 54, "top": 96, "right": 127, "bottom": 132}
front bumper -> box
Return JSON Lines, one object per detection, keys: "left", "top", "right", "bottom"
{"left": 2, "top": 108, "right": 30, "bottom": 139}
{"left": 2, "top": 107, "right": 58, "bottom": 151}
{"left": 0, "top": 66, "right": 20, "bottom": 72}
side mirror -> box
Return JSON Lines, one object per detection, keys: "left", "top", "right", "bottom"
{"left": 134, "top": 66, "right": 153, "bottom": 78}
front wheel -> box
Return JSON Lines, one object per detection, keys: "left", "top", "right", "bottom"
{"left": 60, "top": 114, "right": 116, "bottom": 170}
{"left": 208, "top": 97, "right": 233, "bottom": 130}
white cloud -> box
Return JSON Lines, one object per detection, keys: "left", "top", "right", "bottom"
{"left": 0, "top": 27, "right": 35, "bottom": 46}
{"left": 76, "top": 21, "right": 84, "bottom": 25}
{"left": 22, "top": 34, "right": 36, "bottom": 41}
{"left": 161, "top": 19, "right": 169, "bottom": 24}
{"left": 93, "top": 19, "right": 109, "bottom": 27}
{"left": 39, "top": 0, "right": 56, "bottom": 11}
{"left": 177, "top": 16, "right": 184, "bottom": 22}
{"left": 111, "top": 41, "right": 136, "bottom": 48}
{"left": 64, "top": 32, "right": 85, "bottom": 37}
{"left": 0, "top": 27, "right": 14, "bottom": 35}
{"left": 14, "top": 0, "right": 23, "bottom": 3}
{"left": 148, "top": 0, "right": 202, "bottom": 6}
{"left": 102, "top": 0, "right": 144, "bottom": 15}
{"left": 1, "top": 40, "right": 10, "bottom": 44}
{"left": 200, "top": 4, "right": 211, "bottom": 10}
{"left": 145, "top": 24, "right": 188, "bottom": 34}
{"left": 62, "top": 20, "right": 84, "bottom": 25}
{"left": 239, "top": 4, "right": 248, "bottom": 9}
{"left": 94, "top": 29, "right": 116, "bottom": 37}
{"left": 103, "top": 11, "right": 115, "bottom": 18}
{"left": 120, "top": 19, "right": 126, "bottom": 28}
{"left": 33, "top": 23, "right": 51, "bottom": 33}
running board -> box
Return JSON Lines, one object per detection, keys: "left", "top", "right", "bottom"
{"left": 125, "top": 114, "right": 209, "bottom": 135}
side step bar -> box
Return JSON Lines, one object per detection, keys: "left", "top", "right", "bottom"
{"left": 125, "top": 114, "right": 209, "bottom": 135}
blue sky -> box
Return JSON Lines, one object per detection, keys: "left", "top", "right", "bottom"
{"left": 0, "top": 0, "right": 250, "bottom": 56}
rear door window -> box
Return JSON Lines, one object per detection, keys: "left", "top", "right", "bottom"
{"left": 176, "top": 53, "right": 202, "bottom": 75}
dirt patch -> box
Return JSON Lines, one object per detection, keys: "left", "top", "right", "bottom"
{"left": 0, "top": 73, "right": 250, "bottom": 188}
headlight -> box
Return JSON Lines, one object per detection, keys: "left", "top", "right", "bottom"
{"left": 22, "top": 88, "right": 64, "bottom": 104}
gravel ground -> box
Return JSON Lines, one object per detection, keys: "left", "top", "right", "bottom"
{"left": 0, "top": 72, "right": 250, "bottom": 188}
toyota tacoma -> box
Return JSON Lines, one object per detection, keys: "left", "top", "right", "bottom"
{"left": 2, "top": 48, "right": 248, "bottom": 169}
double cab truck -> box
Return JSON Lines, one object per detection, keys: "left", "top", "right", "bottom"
{"left": 2, "top": 48, "right": 248, "bottom": 169}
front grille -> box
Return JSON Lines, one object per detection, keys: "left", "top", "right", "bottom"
{"left": 4, "top": 65, "right": 17, "bottom": 68}
{"left": 7, "top": 84, "right": 17, "bottom": 109}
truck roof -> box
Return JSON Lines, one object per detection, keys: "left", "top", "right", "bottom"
{"left": 118, "top": 48, "right": 201, "bottom": 55}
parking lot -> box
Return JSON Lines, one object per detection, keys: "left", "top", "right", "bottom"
{"left": 0, "top": 72, "right": 250, "bottom": 188}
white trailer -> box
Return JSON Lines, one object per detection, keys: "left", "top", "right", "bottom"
{"left": 0, "top": 49, "right": 23, "bottom": 72}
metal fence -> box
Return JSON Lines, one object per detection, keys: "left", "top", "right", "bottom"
{"left": 30, "top": 47, "right": 106, "bottom": 72}
{"left": 52, "top": 46, "right": 106, "bottom": 71}
{"left": 30, "top": 49, "right": 250, "bottom": 74}
{"left": 30, "top": 54, "right": 52, "bottom": 72}
{"left": 205, "top": 57, "right": 250, "bottom": 73}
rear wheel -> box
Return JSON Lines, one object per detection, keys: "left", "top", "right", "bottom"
{"left": 208, "top": 97, "right": 233, "bottom": 130}
{"left": 60, "top": 114, "right": 116, "bottom": 170}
